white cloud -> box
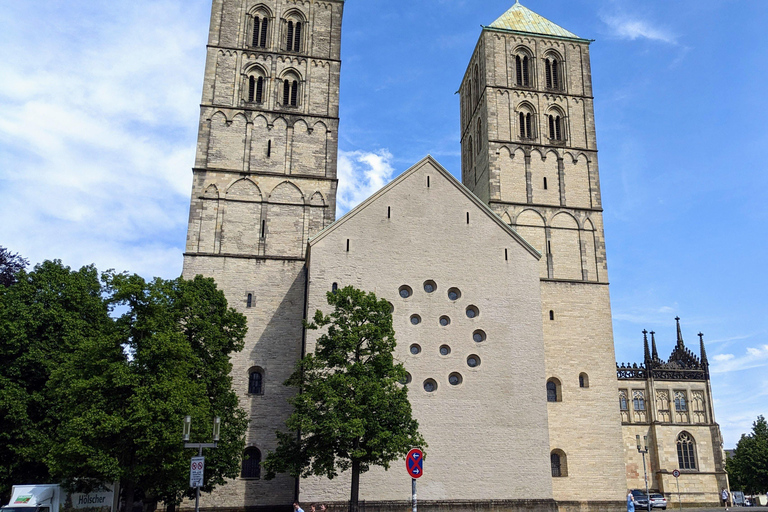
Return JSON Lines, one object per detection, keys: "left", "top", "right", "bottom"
{"left": 336, "top": 149, "right": 397, "bottom": 217}
{"left": 711, "top": 345, "right": 768, "bottom": 374}
{"left": 0, "top": 1, "right": 208, "bottom": 279}
{"left": 601, "top": 14, "right": 677, "bottom": 44}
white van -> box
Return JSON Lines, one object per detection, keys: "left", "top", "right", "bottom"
{"left": 1, "top": 484, "right": 117, "bottom": 512}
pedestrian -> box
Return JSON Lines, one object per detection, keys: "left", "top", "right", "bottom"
{"left": 309, "top": 505, "right": 316, "bottom": 512}
{"left": 319, "top": 505, "right": 327, "bottom": 512}
{"left": 294, "top": 503, "right": 305, "bottom": 512}
{"left": 721, "top": 489, "right": 729, "bottom": 509}
{"left": 627, "top": 491, "right": 636, "bottom": 512}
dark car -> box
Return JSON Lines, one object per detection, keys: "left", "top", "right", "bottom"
{"left": 631, "top": 490, "right": 650, "bottom": 509}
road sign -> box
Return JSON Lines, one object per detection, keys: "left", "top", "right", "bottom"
{"left": 190, "top": 456, "right": 205, "bottom": 488}
{"left": 406, "top": 448, "right": 424, "bottom": 479}
{"left": 672, "top": 469, "right": 680, "bottom": 478}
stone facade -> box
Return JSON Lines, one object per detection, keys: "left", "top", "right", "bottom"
{"left": 180, "top": 1, "right": 727, "bottom": 511}
{"left": 458, "top": 11, "right": 626, "bottom": 505}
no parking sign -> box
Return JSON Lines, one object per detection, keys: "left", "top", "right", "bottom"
{"left": 190, "top": 456, "right": 205, "bottom": 488}
{"left": 406, "top": 448, "right": 424, "bottom": 479}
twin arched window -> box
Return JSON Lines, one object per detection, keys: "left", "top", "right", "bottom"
{"left": 516, "top": 54, "right": 532, "bottom": 87}
{"left": 674, "top": 391, "right": 688, "bottom": 412}
{"left": 545, "top": 57, "right": 561, "bottom": 90}
{"left": 248, "top": 76, "right": 265, "bottom": 103}
{"left": 241, "top": 447, "right": 262, "bottom": 478}
{"left": 548, "top": 114, "right": 564, "bottom": 141}
{"left": 677, "top": 432, "right": 697, "bottom": 470}
{"left": 286, "top": 20, "right": 303, "bottom": 52}
{"left": 519, "top": 111, "right": 534, "bottom": 140}
{"left": 282, "top": 77, "right": 299, "bottom": 106}
{"left": 252, "top": 15, "right": 269, "bottom": 48}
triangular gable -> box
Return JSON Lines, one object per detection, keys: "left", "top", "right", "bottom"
{"left": 309, "top": 155, "right": 541, "bottom": 260}
{"left": 487, "top": 1, "right": 584, "bottom": 41}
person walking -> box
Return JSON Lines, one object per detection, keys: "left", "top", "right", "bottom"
{"left": 294, "top": 503, "right": 305, "bottom": 512}
{"left": 721, "top": 489, "right": 730, "bottom": 509}
{"left": 628, "top": 491, "right": 636, "bottom": 512}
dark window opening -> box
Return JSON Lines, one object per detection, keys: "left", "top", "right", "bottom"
{"left": 241, "top": 447, "right": 262, "bottom": 478}
{"left": 546, "top": 59, "right": 552, "bottom": 89}
{"left": 522, "top": 56, "right": 530, "bottom": 87}
{"left": 267, "top": 139, "right": 271, "bottom": 158}
{"left": 543, "top": 177, "right": 548, "bottom": 190}
{"left": 677, "top": 433, "right": 696, "bottom": 470}
{"left": 549, "top": 115, "right": 563, "bottom": 141}
{"left": 549, "top": 310, "right": 554, "bottom": 321}
{"left": 260, "top": 18, "right": 268, "bottom": 47}
{"left": 332, "top": 282, "right": 338, "bottom": 294}
{"left": 248, "top": 76, "right": 256, "bottom": 102}
{"left": 427, "top": 176, "right": 430, "bottom": 188}
{"left": 579, "top": 375, "right": 586, "bottom": 388}
{"left": 552, "top": 59, "right": 559, "bottom": 89}
{"left": 290, "top": 80, "right": 298, "bottom": 106}
{"left": 526, "top": 113, "right": 532, "bottom": 139}
{"left": 551, "top": 453, "right": 562, "bottom": 477}
{"left": 466, "top": 212, "right": 470, "bottom": 224}
{"left": 516, "top": 56, "right": 523, "bottom": 86}
{"left": 252, "top": 17, "right": 268, "bottom": 48}
{"left": 547, "top": 381, "right": 558, "bottom": 402}
{"left": 248, "top": 370, "right": 263, "bottom": 395}
{"left": 261, "top": 220, "right": 266, "bottom": 238}
{"left": 293, "top": 22, "right": 302, "bottom": 52}
{"left": 256, "top": 76, "right": 264, "bottom": 103}
{"left": 387, "top": 206, "right": 391, "bottom": 219}
{"left": 253, "top": 18, "right": 261, "bottom": 47}
{"left": 505, "top": 248, "right": 508, "bottom": 261}
{"left": 247, "top": 293, "right": 253, "bottom": 308}
{"left": 547, "top": 241, "right": 552, "bottom": 253}
{"left": 283, "top": 80, "right": 290, "bottom": 105}
{"left": 346, "top": 239, "right": 350, "bottom": 252}
{"left": 287, "top": 21, "right": 294, "bottom": 51}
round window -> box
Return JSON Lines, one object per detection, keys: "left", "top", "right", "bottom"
{"left": 447, "top": 287, "right": 461, "bottom": 301}
{"left": 439, "top": 345, "right": 451, "bottom": 356}
{"left": 439, "top": 316, "right": 451, "bottom": 327}
{"left": 467, "top": 355, "right": 481, "bottom": 368}
{"left": 423, "top": 280, "right": 437, "bottom": 293}
{"left": 423, "top": 379, "right": 437, "bottom": 393}
{"left": 399, "top": 285, "right": 412, "bottom": 299}
{"left": 473, "top": 330, "right": 486, "bottom": 343}
{"left": 466, "top": 305, "right": 479, "bottom": 319}
{"left": 410, "top": 314, "right": 421, "bottom": 325}
{"left": 449, "top": 373, "right": 463, "bottom": 386}
{"left": 388, "top": 302, "right": 395, "bottom": 313}
{"left": 410, "top": 344, "right": 421, "bottom": 355}
{"left": 400, "top": 372, "right": 412, "bottom": 385}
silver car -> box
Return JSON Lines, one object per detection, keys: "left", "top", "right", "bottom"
{"left": 650, "top": 493, "right": 667, "bottom": 510}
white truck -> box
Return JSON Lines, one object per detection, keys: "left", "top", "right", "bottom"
{"left": 1, "top": 484, "right": 118, "bottom": 512}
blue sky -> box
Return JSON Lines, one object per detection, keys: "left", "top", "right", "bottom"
{"left": 0, "top": 0, "right": 766, "bottom": 447}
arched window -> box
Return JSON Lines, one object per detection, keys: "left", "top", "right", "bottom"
{"left": 546, "top": 379, "right": 561, "bottom": 402}
{"left": 248, "top": 368, "right": 264, "bottom": 395}
{"left": 519, "top": 109, "right": 534, "bottom": 140}
{"left": 633, "top": 390, "right": 646, "bottom": 411}
{"left": 241, "top": 447, "right": 262, "bottom": 478}
{"left": 252, "top": 15, "right": 269, "bottom": 48}
{"left": 245, "top": 71, "right": 266, "bottom": 104}
{"left": 619, "top": 391, "right": 629, "bottom": 411}
{"left": 473, "top": 64, "right": 480, "bottom": 104}
{"left": 579, "top": 373, "right": 589, "bottom": 388}
{"left": 548, "top": 114, "right": 564, "bottom": 141}
{"left": 332, "top": 282, "right": 338, "bottom": 294}
{"left": 282, "top": 76, "right": 299, "bottom": 106}
{"left": 286, "top": 18, "right": 303, "bottom": 52}
{"left": 516, "top": 53, "right": 532, "bottom": 87}
{"left": 550, "top": 450, "right": 567, "bottom": 477}
{"left": 476, "top": 120, "right": 482, "bottom": 154}
{"left": 677, "top": 432, "right": 697, "bottom": 470}
{"left": 545, "top": 57, "right": 561, "bottom": 90}
{"left": 467, "top": 136, "right": 474, "bottom": 169}
{"left": 246, "top": 293, "right": 253, "bottom": 308}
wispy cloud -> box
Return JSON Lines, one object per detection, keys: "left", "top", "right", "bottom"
{"left": 711, "top": 345, "right": 768, "bottom": 374}
{"left": 336, "top": 150, "right": 397, "bottom": 217}
{"left": 601, "top": 13, "right": 677, "bottom": 44}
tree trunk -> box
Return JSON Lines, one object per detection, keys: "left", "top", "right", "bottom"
{"left": 349, "top": 459, "right": 360, "bottom": 512}
{"left": 122, "top": 480, "right": 136, "bottom": 512}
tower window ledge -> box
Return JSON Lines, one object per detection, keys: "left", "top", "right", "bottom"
{"left": 548, "top": 139, "right": 567, "bottom": 146}
{"left": 519, "top": 136, "right": 536, "bottom": 143}
{"left": 545, "top": 86, "right": 565, "bottom": 93}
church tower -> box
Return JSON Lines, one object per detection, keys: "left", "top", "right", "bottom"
{"left": 182, "top": 0, "right": 344, "bottom": 506}
{"left": 460, "top": 2, "right": 627, "bottom": 503}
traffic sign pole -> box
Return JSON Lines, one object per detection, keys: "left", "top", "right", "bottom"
{"left": 412, "top": 478, "right": 416, "bottom": 512}
{"left": 405, "top": 449, "right": 423, "bottom": 512}
{"left": 673, "top": 470, "right": 681, "bottom": 510}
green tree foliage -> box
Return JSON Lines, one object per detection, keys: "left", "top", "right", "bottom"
{"left": 264, "top": 286, "right": 425, "bottom": 512}
{"left": 0, "top": 261, "right": 108, "bottom": 501}
{"left": 726, "top": 415, "right": 768, "bottom": 494}
{"left": 0, "top": 260, "right": 249, "bottom": 509}
{"left": 0, "top": 247, "right": 28, "bottom": 287}
{"left": 47, "top": 273, "right": 249, "bottom": 510}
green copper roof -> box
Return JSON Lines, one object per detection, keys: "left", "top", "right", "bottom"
{"left": 488, "top": 1, "right": 581, "bottom": 40}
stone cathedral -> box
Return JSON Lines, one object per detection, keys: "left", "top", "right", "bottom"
{"left": 181, "top": 1, "right": 728, "bottom": 510}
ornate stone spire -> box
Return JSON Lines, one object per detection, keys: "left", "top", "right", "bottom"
{"left": 676, "top": 316, "right": 685, "bottom": 349}
{"left": 699, "top": 332, "right": 709, "bottom": 367}
{"left": 651, "top": 331, "right": 659, "bottom": 361}
{"left": 643, "top": 330, "right": 651, "bottom": 365}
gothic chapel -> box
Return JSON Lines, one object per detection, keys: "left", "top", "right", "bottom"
{"left": 182, "top": 1, "right": 727, "bottom": 510}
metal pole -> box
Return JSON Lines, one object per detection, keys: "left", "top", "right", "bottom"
{"left": 194, "top": 445, "right": 203, "bottom": 512}
{"left": 641, "top": 452, "right": 651, "bottom": 512}
{"left": 676, "top": 476, "right": 681, "bottom": 511}
{"left": 411, "top": 478, "right": 416, "bottom": 512}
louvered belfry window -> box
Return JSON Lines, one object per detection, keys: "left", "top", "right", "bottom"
{"left": 248, "top": 76, "right": 256, "bottom": 102}
{"left": 522, "top": 56, "right": 530, "bottom": 87}
{"left": 546, "top": 58, "right": 560, "bottom": 90}
{"left": 256, "top": 77, "right": 264, "bottom": 103}
{"left": 283, "top": 80, "right": 290, "bottom": 105}
{"left": 290, "top": 80, "right": 299, "bottom": 106}
{"left": 287, "top": 20, "right": 301, "bottom": 51}
{"left": 293, "top": 22, "right": 302, "bottom": 51}
{"left": 287, "top": 21, "right": 294, "bottom": 50}
{"left": 252, "top": 17, "right": 269, "bottom": 48}
{"left": 253, "top": 18, "right": 261, "bottom": 47}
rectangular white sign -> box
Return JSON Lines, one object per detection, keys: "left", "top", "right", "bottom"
{"left": 190, "top": 456, "right": 205, "bottom": 488}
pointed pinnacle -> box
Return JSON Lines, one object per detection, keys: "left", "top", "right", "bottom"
{"left": 676, "top": 317, "right": 684, "bottom": 349}
{"left": 650, "top": 331, "right": 659, "bottom": 361}
{"left": 699, "top": 332, "right": 709, "bottom": 366}
{"left": 643, "top": 330, "right": 651, "bottom": 363}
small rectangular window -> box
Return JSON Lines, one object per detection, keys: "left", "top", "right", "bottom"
{"left": 544, "top": 177, "right": 548, "bottom": 190}
{"left": 466, "top": 212, "right": 470, "bottom": 224}
{"left": 346, "top": 239, "right": 350, "bottom": 252}
{"left": 427, "top": 176, "right": 430, "bottom": 188}
{"left": 261, "top": 220, "right": 265, "bottom": 238}
{"left": 387, "top": 206, "right": 391, "bottom": 219}
{"left": 505, "top": 248, "right": 508, "bottom": 261}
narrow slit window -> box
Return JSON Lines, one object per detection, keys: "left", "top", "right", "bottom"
{"left": 549, "top": 310, "right": 555, "bottom": 320}
{"left": 505, "top": 249, "right": 508, "bottom": 261}
{"left": 545, "top": 59, "right": 552, "bottom": 89}
{"left": 267, "top": 140, "right": 272, "bottom": 158}
{"left": 256, "top": 77, "right": 264, "bottom": 103}
{"left": 248, "top": 76, "right": 256, "bottom": 102}
{"left": 252, "top": 18, "right": 261, "bottom": 47}
{"left": 332, "top": 282, "right": 338, "bottom": 294}
{"left": 552, "top": 60, "right": 559, "bottom": 89}
{"left": 427, "top": 176, "right": 430, "bottom": 188}
{"left": 466, "top": 212, "right": 470, "bottom": 225}
{"left": 346, "top": 239, "right": 350, "bottom": 252}
{"left": 543, "top": 177, "right": 548, "bottom": 190}
{"left": 387, "top": 206, "right": 391, "bottom": 219}
{"left": 287, "top": 21, "right": 294, "bottom": 51}
{"left": 516, "top": 55, "right": 523, "bottom": 86}
{"left": 290, "top": 80, "right": 298, "bottom": 106}
{"left": 548, "top": 241, "right": 552, "bottom": 253}
{"left": 522, "top": 56, "right": 530, "bottom": 87}
{"left": 261, "top": 220, "right": 266, "bottom": 238}
{"left": 247, "top": 293, "right": 253, "bottom": 308}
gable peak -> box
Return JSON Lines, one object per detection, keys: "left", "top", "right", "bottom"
{"left": 488, "top": 2, "right": 582, "bottom": 41}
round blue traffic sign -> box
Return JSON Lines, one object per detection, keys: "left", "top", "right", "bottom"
{"left": 406, "top": 448, "right": 424, "bottom": 479}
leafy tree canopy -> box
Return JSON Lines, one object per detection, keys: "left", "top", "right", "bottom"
{"left": 0, "top": 246, "right": 29, "bottom": 286}
{"left": 726, "top": 415, "right": 768, "bottom": 494}
{"left": 264, "top": 286, "right": 425, "bottom": 511}
{"left": 0, "top": 260, "right": 249, "bottom": 510}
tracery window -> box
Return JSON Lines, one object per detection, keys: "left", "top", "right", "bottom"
{"left": 674, "top": 391, "right": 688, "bottom": 412}
{"left": 619, "top": 390, "right": 628, "bottom": 411}
{"left": 633, "top": 390, "right": 646, "bottom": 411}
{"left": 677, "top": 432, "right": 697, "bottom": 470}
{"left": 241, "top": 447, "right": 262, "bottom": 478}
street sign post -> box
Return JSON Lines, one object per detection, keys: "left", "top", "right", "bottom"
{"left": 190, "top": 457, "right": 205, "bottom": 488}
{"left": 672, "top": 470, "right": 681, "bottom": 510}
{"left": 406, "top": 449, "right": 424, "bottom": 512}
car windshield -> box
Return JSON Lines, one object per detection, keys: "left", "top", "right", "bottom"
{"left": 651, "top": 494, "right": 664, "bottom": 499}
{"left": 632, "top": 491, "right": 647, "bottom": 496}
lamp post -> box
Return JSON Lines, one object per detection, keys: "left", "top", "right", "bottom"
{"left": 636, "top": 435, "right": 652, "bottom": 512}
{"left": 184, "top": 416, "right": 221, "bottom": 512}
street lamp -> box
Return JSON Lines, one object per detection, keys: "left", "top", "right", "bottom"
{"left": 636, "top": 435, "right": 652, "bottom": 512}
{"left": 183, "top": 416, "right": 221, "bottom": 512}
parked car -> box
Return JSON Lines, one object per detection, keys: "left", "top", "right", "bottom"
{"left": 631, "top": 490, "right": 650, "bottom": 509}
{"left": 650, "top": 493, "right": 668, "bottom": 510}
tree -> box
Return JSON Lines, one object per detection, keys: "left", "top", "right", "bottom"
{"left": 46, "top": 273, "right": 250, "bottom": 511}
{"left": 264, "top": 286, "right": 425, "bottom": 512}
{"left": 0, "top": 261, "right": 110, "bottom": 502}
{"left": 0, "top": 246, "right": 29, "bottom": 286}
{"left": 726, "top": 415, "right": 768, "bottom": 494}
